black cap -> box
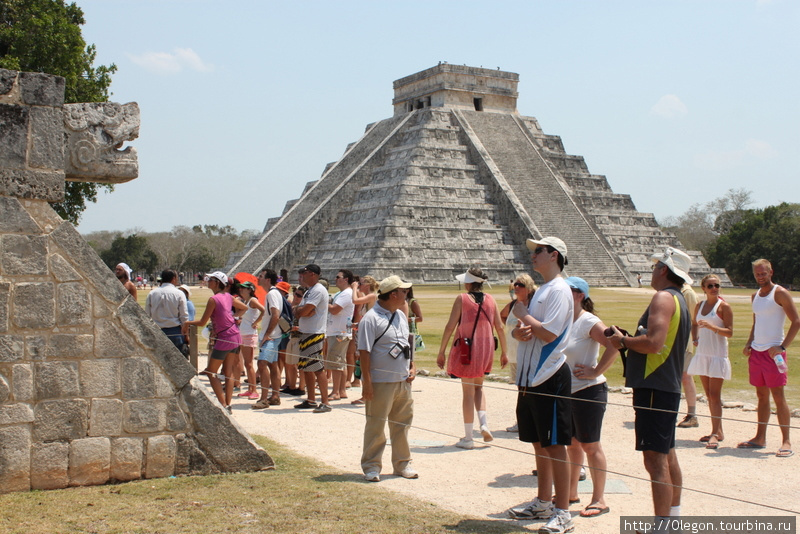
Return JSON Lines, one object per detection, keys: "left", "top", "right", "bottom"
{"left": 299, "top": 264, "right": 321, "bottom": 275}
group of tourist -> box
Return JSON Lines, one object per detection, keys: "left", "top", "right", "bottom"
{"left": 116, "top": 237, "right": 798, "bottom": 534}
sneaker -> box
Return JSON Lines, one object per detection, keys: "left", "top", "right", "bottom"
{"left": 455, "top": 437, "right": 475, "bottom": 449}
{"left": 294, "top": 400, "right": 317, "bottom": 409}
{"left": 538, "top": 509, "right": 574, "bottom": 533}
{"left": 480, "top": 425, "right": 494, "bottom": 442}
{"left": 508, "top": 497, "right": 554, "bottom": 520}
{"left": 313, "top": 403, "right": 332, "bottom": 413}
{"left": 677, "top": 415, "right": 699, "bottom": 428}
{"left": 288, "top": 388, "right": 305, "bottom": 396}
{"left": 393, "top": 467, "right": 419, "bottom": 479}
{"left": 579, "top": 466, "right": 586, "bottom": 481}
{"left": 364, "top": 471, "right": 380, "bottom": 482}
{"left": 225, "top": 405, "right": 232, "bottom": 414}
{"left": 506, "top": 423, "right": 519, "bottom": 432}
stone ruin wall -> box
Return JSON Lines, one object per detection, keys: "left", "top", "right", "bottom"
{"left": 0, "top": 69, "right": 272, "bottom": 494}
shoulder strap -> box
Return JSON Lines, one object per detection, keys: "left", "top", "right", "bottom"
{"left": 469, "top": 300, "right": 484, "bottom": 339}
{"left": 375, "top": 311, "right": 397, "bottom": 344}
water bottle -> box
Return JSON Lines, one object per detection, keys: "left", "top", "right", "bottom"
{"left": 774, "top": 352, "right": 788, "bottom": 373}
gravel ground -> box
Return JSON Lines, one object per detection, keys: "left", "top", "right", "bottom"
{"left": 207, "top": 363, "right": 799, "bottom": 532}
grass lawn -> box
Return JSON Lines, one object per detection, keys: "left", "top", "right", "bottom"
{"left": 0, "top": 436, "right": 529, "bottom": 534}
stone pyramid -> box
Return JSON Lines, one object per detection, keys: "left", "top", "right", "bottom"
{"left": 228, "top": 64, "right": 724, "bottom": 286}
{"left": 0, "top": 69, "right": 272, "bottom": 493}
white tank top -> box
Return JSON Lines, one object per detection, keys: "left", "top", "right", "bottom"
{"left": 239, "top": 298, "right": 261, "bottom": 336}
{"left": 752, "top": 285, "right": 785, "bottom": 351}
{"left": 696, "top": 299, "right": 728, "bottom": 358}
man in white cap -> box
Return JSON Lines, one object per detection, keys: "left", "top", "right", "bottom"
{"left": 115, "top": 263, "right": 137, "bottom": 300}
{"left": 607, "top": 246, "right": 692, "bottom": 529}
{"left": 507, "top": 236, "right": 574, "bottom": 534}
{"left": 359, "top": 275, "right": 417, "bottom": 482}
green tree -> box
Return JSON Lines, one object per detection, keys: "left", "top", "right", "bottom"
{"left": 100, "top": 234, "right": 158, "bottom": 275}
{"left": 0, "top": 0, "right": 117, "bottom": 224}
{"left": 707, "top": 203, "right": 800, "bottom": 286}
{"left": 661, "top": 188, "right": 754, "bottom": 255}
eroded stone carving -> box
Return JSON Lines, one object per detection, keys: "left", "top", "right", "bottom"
{"left": 63, "top": 102, "right": 139, "bottom": 183}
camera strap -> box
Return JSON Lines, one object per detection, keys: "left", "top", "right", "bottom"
{"left": 374, "top": 311, "right": 397, "bottom": 345}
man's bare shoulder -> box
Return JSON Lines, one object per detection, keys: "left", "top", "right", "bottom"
{"left": 774, "top": 285, "right": 798, "bottom": 307}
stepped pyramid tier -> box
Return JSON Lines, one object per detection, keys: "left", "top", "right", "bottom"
{"left": 227, "top": 64, "right": 727, "bottom": 286}
{"left": 0, "top": 69, "right": 272, "bottom": 494}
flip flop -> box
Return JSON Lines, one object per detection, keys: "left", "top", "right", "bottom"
{"left": 736, "top": 440, "right": 765, "bottom": 449}
{"left": 706, "top": 441, "right": 719, "bottom": 450}
{"left": 351, "top": 398, "right": 365, "bottom": 405}
{"left": 580, "top": 504, "right": 610, "bottom": 518}
{"left": 776, "top": 449, "right": 794, "bottom": 458}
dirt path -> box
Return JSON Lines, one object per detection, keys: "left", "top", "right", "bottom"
{"left": 214, "top": 366, "right": 799, "bottom": 530}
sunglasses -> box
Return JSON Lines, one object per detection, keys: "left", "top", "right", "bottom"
{"left": 706, "top": 283, "right": 720, "bottom": 289}
{"left": 532, "top": 247, "right": 547, "bottom": 255}
{"left": 570, "top": 287, "right": 583, "bottom": 294}
{"left": 513, "top": 282, "right": 526, "bottom": 288}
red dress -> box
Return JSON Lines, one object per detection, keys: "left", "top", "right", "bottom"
{"left": 447, "top": 293, "right": 497, "bottom": 378}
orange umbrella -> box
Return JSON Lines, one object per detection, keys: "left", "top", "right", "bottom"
{"left": 234, "top": 272, "right": 267, "bottom": 305}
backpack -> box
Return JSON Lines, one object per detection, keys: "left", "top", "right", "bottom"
{"left": 270, "top": 287, "right": 294, "bottom": 333}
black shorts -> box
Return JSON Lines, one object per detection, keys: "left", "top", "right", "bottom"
{"left": 633, "top": 388, "right": 680, "bottom": 454}
{"left": 278, "top": 334, "right": 290, "bottom": 351}
{"left": 209, "top": 348, "right": 231, "bottom": 361}
{"left": 517, "top": 363, "right": 572, "bottom": 446}
{"left": 571, "top": 382, "right": 608, "bottom": 444}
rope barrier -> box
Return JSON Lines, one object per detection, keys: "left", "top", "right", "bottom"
{"left": 193, "top": 369, "right": 800, "bottom": 516}
{"left": 194, "top": 341, "right": 800, "bottom": 432}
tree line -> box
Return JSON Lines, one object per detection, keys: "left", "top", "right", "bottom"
{"left": 661, "top": 188, "right": 800, "bottom": 287}
{"left": 85, "top": 225, "right": 257, "bottom": 278}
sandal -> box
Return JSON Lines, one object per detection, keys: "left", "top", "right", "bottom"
{"left": 351, "top": 398, "right": 365, "bottom": 405}
{"left": 251, "top": 400, "right": 269, "bottom": 410}
{"left": 580, "top": 504, "right": 610, "bottom": 518}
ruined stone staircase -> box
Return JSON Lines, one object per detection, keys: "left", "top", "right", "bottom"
{"left": 459, "top": 111, "right": 630, "bottom": 286}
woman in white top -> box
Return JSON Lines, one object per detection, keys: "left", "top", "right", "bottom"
{"left": 565, "top": 277, "right": 619, "bottom": 518}
{"left": 687, "top": 274, "right": 733, "bottom": 449}
{"left": 235, "top": 281, "right": 265, "bottom": 400}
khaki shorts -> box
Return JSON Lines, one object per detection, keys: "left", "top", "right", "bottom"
{"left": 326, "top": 336, "right": 349, "bottom": 371}
{"left": 285, "top": 337, "right": 300, "bottom": 365}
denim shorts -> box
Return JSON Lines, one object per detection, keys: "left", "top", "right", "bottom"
{"left": 258, "top": 337, "right": 280, "bottom": 363}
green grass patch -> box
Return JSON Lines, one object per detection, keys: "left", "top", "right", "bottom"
{"left": 0, "top": 436, "right": 529, "bottom": 534}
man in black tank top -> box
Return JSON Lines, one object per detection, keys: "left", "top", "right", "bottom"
{"left": 607, "top": 247, "right": 692, "bottom": 528}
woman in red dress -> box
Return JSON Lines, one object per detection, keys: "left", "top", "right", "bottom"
{"left": 438, "top": 267, "right": 508, "bottom": 449}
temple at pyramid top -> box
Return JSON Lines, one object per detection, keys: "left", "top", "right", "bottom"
{"left": 227, "top": 65, "right": 727, "bottom": 287}
{"left": 392, "top": 64, "right": 519, "bottom": 115}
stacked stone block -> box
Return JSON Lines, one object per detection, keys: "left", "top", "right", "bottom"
{"left": 228, "top": 64, "right": 724, "bottom": 286}
{"left": 0, "top": 69, "right": 272, "bottom": 494}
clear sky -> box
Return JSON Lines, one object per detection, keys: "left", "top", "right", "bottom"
{"left": 74, "top": 0, "right": 799, "bottom": 234}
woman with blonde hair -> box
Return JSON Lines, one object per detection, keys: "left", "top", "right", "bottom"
{"left": 438, "top": 267, "right": 508, "bottom": 449}
{"left": 687, "top": 274, "right": 733, "bottom": 449}
{"left": 350, "top": 275, "right": 379, "bottom": 404}
{"left": 500, "top": 273, "right": 536, "bottom": 433}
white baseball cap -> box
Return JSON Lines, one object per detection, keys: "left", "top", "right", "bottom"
{"left": 651, "top": 247, "right": 693, "bottom": 286}
{"left": 204, "top": 271, "right": 229, "bottom": 285}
